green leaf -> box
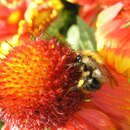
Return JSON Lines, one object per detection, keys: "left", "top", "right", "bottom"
{"left": 0, "top": 121, "right": 4, "bottom": 130}
{"left": 66, "top": 16, "right": 97, "bottom": 50}
{"left": 66, "top": 25, "right": 81, "bottom": 50}
{"left": 46, "top": 6, "right": 78, "bottom": 36}
{"left": 43, "top": 9, "right": 73, "bottom": 42}
{"left": 77, "top": 16, "right": 97, "bottom": 50}
{"left": 44, "top": 1, "right": 79, "bottom": 42}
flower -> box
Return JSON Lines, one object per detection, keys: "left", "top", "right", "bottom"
{"left": 0, "top": 1, "right": 130, "bottom": 130}
{"left": 0, "top": 37, "right": 83, "bottom": 129}
{"left": 0, "top": 0, "right": 63, "bottom": 64}
{"left": 74, "top": 0, "right": 96, "bottom": 5}
{"left": 72, "top": 0, "right": 100, "bottom": 25}
{"left": 91, "top": 68, "right": 130, "bottom": 130}
{"left": 0, "top": 0, "right": 27, "bottom": 40}
{"left": 97, "top": 0, "right": 130, "bottom": 9}
{"left": 96, "top": 2, "right": 130, "bottom": 78}
{"left": 55, "top": 67, "right": 130, "bottom": 130}
{"left": 0, "top": 36, "right": 130, "bottom": 130}
{"left": 79, "top": 2, "right": 100, "bottom": 25}
{"left": 0, "top": 0, "right": 63, "bottom": 40}
{"left": 74, "top": 0, "right": 130, "bottom": 8}
{"left": 20, "top": 0, "right": 63, "bottom": 37}
{"left": 96, "top": 0, "right": 130, "bottom": 19}
{"left": 73, "top": 0, "right": 130, "bottom": 25}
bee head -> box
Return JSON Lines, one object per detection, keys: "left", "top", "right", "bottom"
{"left": 75, "top": 54, "right": 82, "bottom": 63}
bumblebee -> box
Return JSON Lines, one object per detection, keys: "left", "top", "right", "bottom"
{"left": 67, "top": 50, "right": 116, "bottom": 93}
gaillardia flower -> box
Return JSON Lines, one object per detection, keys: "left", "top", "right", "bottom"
{"left": 79, "top": 1, "right": 100, "bottom": 25}
{"left": 21, "top": 0, "right": 63, "bottom": 37}
{"left": 73, "top": 0, "right": 130, "bottom": 25}
{"left": 0, "top": 36, "right": 130, "bottom": 130}
{"left": 96, "top": 2, "right": 130, "bottom": 78}
{"left": 0, "top": 38, "right": 83, "bottom": 129}
{"left": 97, "top": 0, "right": 130, "bottom": 9}
{"left": 91, "top": 68, "right": 130, "bottom": 130}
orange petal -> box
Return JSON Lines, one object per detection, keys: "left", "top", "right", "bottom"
{"left": 96, "top": 5, "right": 130, "bottom": 77}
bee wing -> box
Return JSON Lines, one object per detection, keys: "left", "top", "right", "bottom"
{"left": 99, "top": 64, "right": 118, "bottom": 87}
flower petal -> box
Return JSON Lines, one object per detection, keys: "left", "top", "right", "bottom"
{"left": 96, "top": 2, "right": 123, "bottom": 27}
{"left": 96, "top": 3, "right": 130, "bottom": 77}
{"left": 76, "top": 108, "right": 116, "bottom": 130}
{"left": 96, "top": 18, "right": 130, "bottom": 77}
{"left": 92, "top": 68, "right": 130, "bottom": 129}
{"left": 0, "top": 1, "right": 27, "bottom": 40}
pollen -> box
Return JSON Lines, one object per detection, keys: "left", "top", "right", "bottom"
{"left": 0, "top": 42, "right": 12, "bottom": 56}
{"left": 24, "top": 1, "right": 58, "bottom": 36}
{"left": 8, "top": 10, "right": 21, "bottom": 24}
{"left": 78, "top": 79, "right": 84, "bottom": 88}
{"left": 48, "top": 0, "right": 63, "bottom": 10}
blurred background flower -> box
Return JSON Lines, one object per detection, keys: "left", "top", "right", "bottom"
{"left": 0, "top": 0, "right": 63, "bottom": 41}
{"left": 20, "top": 0, "right": 63, "bottom": 37}
{"left": 0, "top": 0, "right": 27, "bottom": 40}
{"left": 68, "top": 0, "right": 100, "bottom": 26}
{"left": 0, "top": 0, "right": 63, "bottom": 60}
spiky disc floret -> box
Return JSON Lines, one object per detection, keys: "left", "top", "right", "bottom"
{"left": 0, "top": 38, "right": 83, "bottom": 129}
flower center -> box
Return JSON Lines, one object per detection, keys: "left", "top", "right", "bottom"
{"left": 0, "top": 39, "right": 84, "bottom": 129}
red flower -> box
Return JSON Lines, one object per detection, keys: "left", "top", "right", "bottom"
{"left": 74, "top": 0, "right": 96, "bottom": 5}
{"left": 75, "top": 0, "right": 130, "bottom": 8}
{"left": 97, "top": 0, "right": 130, "bottom": 9}
{"left": 0, "top": 2, "right": 130, "bottom": 130}
{"left": 79, "top": 3, "right": 101, "bottom": 25}
{"left": 74, "top": 0, "right": 130, "bottom": 25}
{"left": 0, "top": 36, "right": 130, "bottom": 130}
{"left": 91, "top": 68, "right": 130, "bottom": 129}
{"left": 74, "top": 0, "right": 100, "bottom": 25}
{"left": 0, "top": 38, "right": 83, "bottom": 129}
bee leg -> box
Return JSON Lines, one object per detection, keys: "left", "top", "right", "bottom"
{"left": 67, "top": 62, "right": 82, "bottom": 69}
{"left": 65, "top": 86, "right": 78, "bottom": 95}
{"left": 83, "top": 98, "right": 91, "bottom": 102}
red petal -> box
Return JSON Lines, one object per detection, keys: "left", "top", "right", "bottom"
{"left": 76, "top": 108, "right": 116, "bottom": 130}
{"left": 0, "top": 1, "right": 27, "bottom": 39}
{"left": 92, "top": 68, "right": 130, "bottom": 129}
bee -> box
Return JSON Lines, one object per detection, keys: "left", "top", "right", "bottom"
{"left": 67, "top": 50, "right": 117, "bottom": 93}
